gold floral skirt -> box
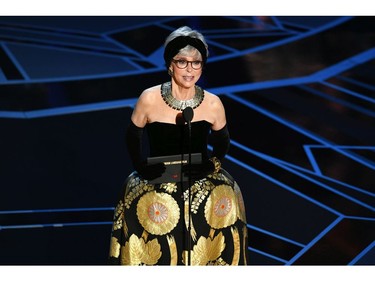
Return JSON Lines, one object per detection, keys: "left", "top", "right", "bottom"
{"left": 108, "top": 169, "right": 248, "bottom": 265}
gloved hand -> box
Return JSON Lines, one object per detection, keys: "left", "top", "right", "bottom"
{"left": 135, "top": 161, "right": 166, "bottom": 181}
{"left": 182, "top": 160, "right": 215, "bottom": 181}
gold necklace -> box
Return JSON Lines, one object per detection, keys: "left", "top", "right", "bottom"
{"left": 161, "top": 81, "right": 204, "bottom": 111}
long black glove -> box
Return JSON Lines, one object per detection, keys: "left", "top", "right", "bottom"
{"left": 210, "top": 124, "right": 230, "bottom": 161}
{"left": 182, "top": 124, "right": 230, "bottom": 180}
{"left": 126, "top": 121, "right": 165, "bottom": 180}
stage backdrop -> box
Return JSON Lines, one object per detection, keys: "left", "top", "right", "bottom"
{"left": 0, "top": 16, "right": 374, "bottom": 265}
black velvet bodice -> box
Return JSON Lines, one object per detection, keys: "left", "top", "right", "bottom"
{"left": 146, "top": 121, "right": 211, "bottom": 160}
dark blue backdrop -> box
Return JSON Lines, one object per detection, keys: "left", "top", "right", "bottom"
{"left": 0, "top": 16, "right": 374, "bottom": 265}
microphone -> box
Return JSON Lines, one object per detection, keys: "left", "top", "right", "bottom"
{"left": 182, "top": 106, "right": 193, "bottom": 265}
{"left": 182, "top": 106, "right": 194, "bottom": 124}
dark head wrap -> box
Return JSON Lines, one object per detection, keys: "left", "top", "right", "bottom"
{"left": 164, "top": 36, "right": 207, "bottom": 69}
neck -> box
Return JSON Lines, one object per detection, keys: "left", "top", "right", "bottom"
{"left": 171, "top": 81, "right": 196, "bottom": 100}
{"left": 161, "top": 82, "right": 204, "bottom": 111}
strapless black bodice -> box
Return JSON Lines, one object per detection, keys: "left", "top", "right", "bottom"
{"left": 146, "top": 121, "right": 211, "bottom": 159}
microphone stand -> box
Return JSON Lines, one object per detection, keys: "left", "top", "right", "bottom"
{"left": 182, "top": 107, "right": 193, "bottom": 266}
{"left": 187, "top": 117, "right": 192, "bottom": 266}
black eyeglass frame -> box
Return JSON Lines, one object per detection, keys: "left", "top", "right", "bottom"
{"left": 171, "top": 59, "right": 203, "bottom": 70}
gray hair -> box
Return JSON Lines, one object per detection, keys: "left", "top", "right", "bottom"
{"left": 164, "top": 26, "right": 209, "bottom": 58}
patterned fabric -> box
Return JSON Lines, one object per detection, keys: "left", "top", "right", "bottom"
{"left": 108, "top": 168, "right": 248, "bottom": 265}
{"left": 109, "top": 117, "right": 248, "bottom": 265}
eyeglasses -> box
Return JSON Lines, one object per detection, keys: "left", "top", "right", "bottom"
{"left": 172, "top": 59, "right": 203, "bottom": 70}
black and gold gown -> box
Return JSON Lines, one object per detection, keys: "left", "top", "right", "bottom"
{"left": 108, "top": 120, "right": 248, "bottom": 265}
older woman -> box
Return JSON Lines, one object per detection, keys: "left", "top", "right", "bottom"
{"left": 109, "top": 26, "right": 248, "bottom": 265}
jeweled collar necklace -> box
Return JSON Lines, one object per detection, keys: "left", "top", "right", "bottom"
{"left": 161, "top": 81, "right": 204, "bottom": 111}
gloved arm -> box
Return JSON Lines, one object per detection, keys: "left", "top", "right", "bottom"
{"left": 183, "top": 124, "right": 230, "bottom": 180}
{"left": 126, "top": 121, "right": 165, "bottom": 180}
{"left": 210, "top": 124, "right": 230, "bottom": 161}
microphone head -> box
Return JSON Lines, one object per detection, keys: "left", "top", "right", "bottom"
{"left": 182, "top": 107, "right": 194, "bottom": 123}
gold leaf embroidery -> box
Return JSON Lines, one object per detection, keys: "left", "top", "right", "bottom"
{"left": 242, "top": 225, "right": 248, "bottom": 265}
{"left": 109, "top": 237, "right": 121, "bottom": 258}
{"left": 112, "top": 200, "right": 124, "bottom": 231}
{"left": 184, "top": 200, "right": 197, "bottom": 241}
{"left": 123, "top": 219, "right": 129, "bottom": 238}
{"left": 124, "top": 177, "right": 154, "bottom": 209}
{"left": 121, "top": 234, "right": 161, "bottom": 265}
{"left": 167, "top": 235, "right": 178, "bottom": 265}
{"left": 230, "top": 227, "right": 240, "bottom": 265}
{"left": 160, "top": 182, "right": 177, "bottom": 194}
{"left": 185, "top": 232, "right": 226, "bottom": 265}
{"left": 143, "top": 237, "right": 162, "bottom": 265}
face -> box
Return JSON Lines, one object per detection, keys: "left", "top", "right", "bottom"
{"left": 169, "top": 49, "right": 203, "bottom": 89}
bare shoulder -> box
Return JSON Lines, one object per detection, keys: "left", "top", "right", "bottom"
{"left": 138, "top": 85, "right": 161, "bottom": 103}
{"left": 139, "top": 85, "right": 160, "bottom": 99}
{"left": 204, "top": 90, "right": 224, "bottom": 109}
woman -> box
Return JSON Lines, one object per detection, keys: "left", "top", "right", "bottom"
{"left": 108, "top": 26, "right": 248, "bottom": 265}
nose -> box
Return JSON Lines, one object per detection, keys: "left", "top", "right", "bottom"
{"left": 186, "top": 62, "right": 193, "bottom": 71}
